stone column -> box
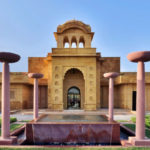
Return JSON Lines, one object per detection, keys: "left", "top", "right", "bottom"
{"left": 109, "top": 78, "right": 114, "bottom": 121}
{"left": 76, "top": 36, "right": 79, "bottom": 48}
{"left": 104, "top": 72, "right": 119, "bottom": 121}
{"left": 136, "top": 61, "right": 145, "bottom": 139}
{"left": 34, "top": 78, "right": 38, "bottom": 119}
{"left": 2, "top": 62, "right": 10, "bottom": 139}
{"left": 28, "top": 73, "right": 43, "bottom": 120}
{"left": 127, "top": 51, "right": 150, "bottom": 146}
{"left": 0, "top": 52, "right": 20, "bottom": 144}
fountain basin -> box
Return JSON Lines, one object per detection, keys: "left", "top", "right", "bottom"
{"left": 25, "top": 114, "right": 120, "bottom": 145}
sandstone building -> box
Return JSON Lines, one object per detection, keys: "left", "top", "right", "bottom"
{"left": 0, "top": 20, "right": 150, "bottom": 111}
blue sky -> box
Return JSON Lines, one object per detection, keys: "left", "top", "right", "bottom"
{"left": 0, "top": 0, "right": 150, "bottom": 72}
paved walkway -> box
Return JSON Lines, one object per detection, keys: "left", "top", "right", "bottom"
{"left": 7, "top": 108, "right": 141, "bottom": 121}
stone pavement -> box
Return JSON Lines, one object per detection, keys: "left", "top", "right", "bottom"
{"left": 4, "top": 108, "right": 144, "bottom": 121}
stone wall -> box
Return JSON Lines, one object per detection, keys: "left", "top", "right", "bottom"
{"left": 100, "top": 57, "right": 120, "bottom": 85}
{"left": 28, "top": 57, "right": 48, "bottom": 79}
{"left": 0, "top": 84, "right": 23, "bottom": 110}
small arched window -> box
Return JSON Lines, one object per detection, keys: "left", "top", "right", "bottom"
{"left": 64, "top": 43, "right": 69, "bottom": 48}
{"left": 79, "top": 43, "right": 84, "bottom": 48}
{"left": 63, "top": 36, "right": 69, "bottom": 48}
{"left": 79, "top": 36, "right": 85, "bottom": 48}
{"left": 71, "top": 36, "right": 77, "bottom": 48}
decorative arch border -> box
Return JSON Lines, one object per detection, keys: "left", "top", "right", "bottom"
{"left": 61, "top": 25, "right": 89, "bottom": 33}
{"left": 67, "top": 86, "right": 80, "bottom": 94}
{"left": 63, "top": 66, "right": 86, "bottom": 80}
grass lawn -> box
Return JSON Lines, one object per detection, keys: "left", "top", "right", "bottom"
{"left": 124, "top": 124, "right": 150, "bottom": 138}
{"left": 131, "top": 115, "right": 150, "bottom": 129}
{"left": 116, "top": 120, "right": 128, "bottom": 122}
{"left": 0, "top": 147, "right": 150, "bottom": 150}
{"left": 19, "top": 120, "right": 30, "bottom": 123}
{"left": 0, "top": 117, "right": 23, "bottom": 135}
{"left": 0, "top": 117, "right": 17, "bottom": 128}
{"left": 10, "top": 124, "right": 24, "bottom": 132}
{"left": 0, "top": 124, "right": 23, "bottom": 135}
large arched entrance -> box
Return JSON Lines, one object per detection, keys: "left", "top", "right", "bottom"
{"left": 67, "top": 86, "right": 80, "bottom": 109}
{"left": 63, "top": 68, "right": 85, "bottom": 109}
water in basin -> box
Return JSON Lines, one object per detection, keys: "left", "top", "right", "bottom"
{"left": 37, "top": 114, "right": 107, "bottom": 122}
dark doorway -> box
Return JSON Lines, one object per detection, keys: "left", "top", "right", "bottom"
{"left": 67, "top": 87, "right": 80, "bottom": 109}
{"left": 132, "top": 91, "right": 136, "bottom": 111}
{"left": 39, "top": 86, "right": 48, "bottom": 108}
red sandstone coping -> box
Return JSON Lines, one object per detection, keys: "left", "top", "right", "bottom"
{"left": 28, "top": 73, "right": 43, "bottom": 79}
{"left": 127, "top": 51, "right": 150, "bottom": 62}
{"left": 103, "top": 72, "right": 120, "bottom": 78}
{"left": 0, "top": 52, "right": 20, "bottom": 63}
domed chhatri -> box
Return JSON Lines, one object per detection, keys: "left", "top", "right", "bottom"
{"left": 0, "top": 52, "right": 20, "bottom": 63}
{"left": 28, "top": 73, "right": 43, "bottom": 79}
{"left": 127, "top": 51, "right": 150, "bottom": 62}
{"left": 104, "top": 72, "right": 120, "bottom": 78}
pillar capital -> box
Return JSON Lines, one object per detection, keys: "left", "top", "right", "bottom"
{"left": 28, "top": 73, "right": 43, "bottom": 79}
{"left": 127, "top": 51, "right": 150, "bottom": 63}
{"left": 103, "top": 72, "right": 119, "bottom": 79}
{"left": 0, "top": 52, "right": 20, "bottom": 63}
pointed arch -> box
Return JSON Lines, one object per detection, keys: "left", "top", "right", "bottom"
{"left": 79, "top": 36, "right": 85, "bottom": 48}
{"left": 71, "top": 36, "right": 77, "bottom": 48}
{"left": 63, "top": 36, "right": 69, "bottom": 48}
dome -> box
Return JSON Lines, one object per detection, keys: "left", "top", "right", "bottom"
{"left": 57, "top": 20, "right": 91, "bottom": 33}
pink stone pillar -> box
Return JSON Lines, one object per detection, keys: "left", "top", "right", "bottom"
{"left": 136, "top": 61, "right": 145, "bottom": 139}
{"left": 127, "top": 51, "right": 150, "bottom": 144}
{"left": 28, "top": 73, "right": 43, "bottom": 120}
{"left": 0, "top": 52, "right": 20, "bottom": 144}
{"left": 34, "top": 78, "right": 38, "bottom": 120}
{"left": 1, "top": 63, "right": 10, "bottom": 139}
{"left": 109, "top": 78, "right": 114, "bottom": 121}
{"left": 104, "top": 72, "right": 119, "bottom": 121}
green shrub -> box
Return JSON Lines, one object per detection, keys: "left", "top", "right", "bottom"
{"left": 124, "top": 124, "right": 150, "bottom": 139}
{"left": 10, "top": 117, "right": 17, "bottom": 123}
{"left": 116, "top": 120, "right": 128, "bottom": 122}
{"left": 145, "top": 115, "right": 150, "bottom": 129}
{"left": 131, "top": 116, "right": 136, "bottom": 123}
{"left": 146, "top": 129, "right": 150, "bottom": 138}
{"left": 124, "top": 124, "right": 135, "bottom": 131}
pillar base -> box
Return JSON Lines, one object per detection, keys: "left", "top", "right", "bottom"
{"left": 0, "top": 136, "right": 17, "bottom": 145}
{"left": 129, "top": 136, "right": 150, "bottom": 146}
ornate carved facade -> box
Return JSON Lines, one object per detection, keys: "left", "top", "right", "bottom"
{"left": 0, "top": 20, "right": 150, "bottom": 111}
